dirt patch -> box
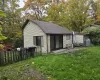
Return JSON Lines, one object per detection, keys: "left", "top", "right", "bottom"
{"left": 0, "top": 67, "right": 47, "bottom": 80}
{"left": 23, "top": 68, "right": 47, "bottom": 80}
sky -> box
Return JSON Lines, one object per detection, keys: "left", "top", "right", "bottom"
{"left": 19, "top": 0, "right": 25, "bottom": 8}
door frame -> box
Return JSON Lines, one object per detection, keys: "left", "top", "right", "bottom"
{"left": 50, "top": 34, "right": 63, "bottom": 51}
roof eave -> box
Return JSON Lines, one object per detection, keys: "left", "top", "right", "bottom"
{"left": 22, "top": 19, "right": 30, "bottom": 30}
{"left": 46, "top": 33, "right": 73, "bottom": 35}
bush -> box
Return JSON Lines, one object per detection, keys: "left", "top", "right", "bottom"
{"left": 82, "top": 25, "right": 100, "bottom": 45}
{"left": 14, "top": 38, "right": 23, "bottom": 48}
{"left": 86, "top": 28, "right": 100, "bottom": 45}
{"left": 0, "top": 44, "right": 5, "bottom": 50}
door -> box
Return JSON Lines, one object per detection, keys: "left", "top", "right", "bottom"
{"left": 59, "top": 35, "right": 63, "bottom": 48}
{"left": 50, "top": 35, "right": 63, "bottom": 51}
{"left": 50, "top": 35, "right": 55, "bottom": 51}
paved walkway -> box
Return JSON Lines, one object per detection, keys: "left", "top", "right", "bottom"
{"left": 52, "top": 47, "right": 85, "bottom": 54}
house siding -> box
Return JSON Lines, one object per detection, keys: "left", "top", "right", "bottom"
{"left": 47, "top": 35, "right": 51, "bottom": 52}
{"left": 23, "top": 21, "right": 47, "bottom": 53}
{"left": 73, "top": 35, "right": 84, "bottom": 44}
{"left": 63, "top": 35, "right": 73, "bottom": 48}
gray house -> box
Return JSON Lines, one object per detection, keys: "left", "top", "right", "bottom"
{"left": 22, "top": 19, "right": 73, "bottom": 53}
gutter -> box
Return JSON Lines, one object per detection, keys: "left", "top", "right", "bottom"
{"left": 72, "top": 31, "right": 74, "bottom": 48}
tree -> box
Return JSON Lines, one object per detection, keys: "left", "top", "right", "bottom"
{"left": 0, "top": 10, "right": 7, "bottom": 41}
{"left": 44, "top": 0, "right": 94, "bottom": 32}
{"left": 94, "top": 0, "right": 100, "bottom": 23}
{"left": 0, "top": 0, "right": 24, "bottom": 47}
{"left": 44, "top": 3, "right": 60, "bottom": 21}
{"left": 24, "top": 0, "right": 49, "bottom": 20}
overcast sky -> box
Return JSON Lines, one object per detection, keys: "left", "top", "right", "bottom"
{"left": 19, "top": 0, "right": 25, "bottom": 8}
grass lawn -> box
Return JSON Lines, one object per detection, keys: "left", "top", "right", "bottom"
{"left": 0, "top": 46, "right": 100, "bottom": 80}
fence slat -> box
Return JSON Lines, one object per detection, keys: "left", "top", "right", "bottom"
{"left": 4, "top": 51, "right": 6, "bottom": 65}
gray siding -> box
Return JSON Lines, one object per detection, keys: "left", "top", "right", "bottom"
{"left": 23, "top": 21, "right": 47, "bottom": 53}
{"left": 63, "top": 35, "right": 73, "bottom": 48}
{"left": 73, "top": 35, "right": 84, "bottom": 44}
{"left": 47, "top": 35, "right": 51, "bottom": 52}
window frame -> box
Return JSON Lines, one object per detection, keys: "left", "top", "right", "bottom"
{"left": 33, "top": 36, "right": 43, "bottom": 47}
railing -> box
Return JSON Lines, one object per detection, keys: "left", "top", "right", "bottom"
{"left": 0, "top": 49, "right": 35, "bottom": 66}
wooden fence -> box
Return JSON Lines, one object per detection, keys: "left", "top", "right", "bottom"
{"left": 0, "top": 49, "right": 35, "bottom": 66}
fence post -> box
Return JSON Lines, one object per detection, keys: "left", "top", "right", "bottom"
{"left": 0, "top": 52, "right": 1, "bottom": 66}
{"left": 19, "top": 49, "right": 23, "bottom": 60}
{"left": 7, "top": 51, "right": 10, "bottom": 64}
{"left": 30, "top": 47, "right": 35, "bottom": 57}
{"left": 4, "top": 51, "right": 6, "bottom": 65}
{"left": 12, "top": 51, "right": 15, "bottom": 63}
{"left": 0, "top": 51, "right": 4, "bottom": 66}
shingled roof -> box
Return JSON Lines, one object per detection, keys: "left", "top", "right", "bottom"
{"left": 22, "top": 19, "right": 72, "bottom": 34}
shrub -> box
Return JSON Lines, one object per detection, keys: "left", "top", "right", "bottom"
{"left": 82, "top": 25, "right": 100, "bottom": 45}
{"left": 14, "top": 38, "right": 23, "bottom": 48}
{"left": 0, "top": 44, "right": 5, "bottom": 50}
{"left": 86, "top": 28, "right": 100, "bottom": 45}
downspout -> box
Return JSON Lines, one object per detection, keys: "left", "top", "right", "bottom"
{"left": 46, "top": 34, "right": 48, "bottom": 53}
{"left": 22, "top": 29, "right": 24, "bottom": 47}
{"left": 72, "top": 32, "right": 74, "bottom": 48}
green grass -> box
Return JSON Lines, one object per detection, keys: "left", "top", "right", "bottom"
{"left": 0, "top": 46, "right": 100, "bottom": 80}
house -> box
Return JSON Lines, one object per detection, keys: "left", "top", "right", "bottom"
{"left": 73, "top": 32, "right": 84, "bottom": 47}
{"left": 22, "top": 19, "right": 73, "bottom": 53}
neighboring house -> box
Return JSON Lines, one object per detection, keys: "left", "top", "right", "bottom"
{"left": 73, "top": 32, "right": 84, "bottom": 46}
{"left": 22, "top": 19, "right": 73, "bottom": 53}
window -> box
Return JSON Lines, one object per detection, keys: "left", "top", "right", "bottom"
{"left": 66, "top": 35, "right": 70, "bottom": 40}
{"left": 33, "top": 36, "right": 43, "bottom": 46}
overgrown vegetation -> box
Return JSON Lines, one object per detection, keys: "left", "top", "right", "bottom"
{"left": 0, "top": 47, "right": 100, "bottom": 80}
{"left": 83, "top": 25, "right": 100, "bottom": 45}
{"left": 0, "top": 10, "right": 7, "bottom": 42}
{"left": 87, "top": 29, "right": 100, "bottom": 45}
{"left": 0, "top": 0, "right": 23, "bottom": 47}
